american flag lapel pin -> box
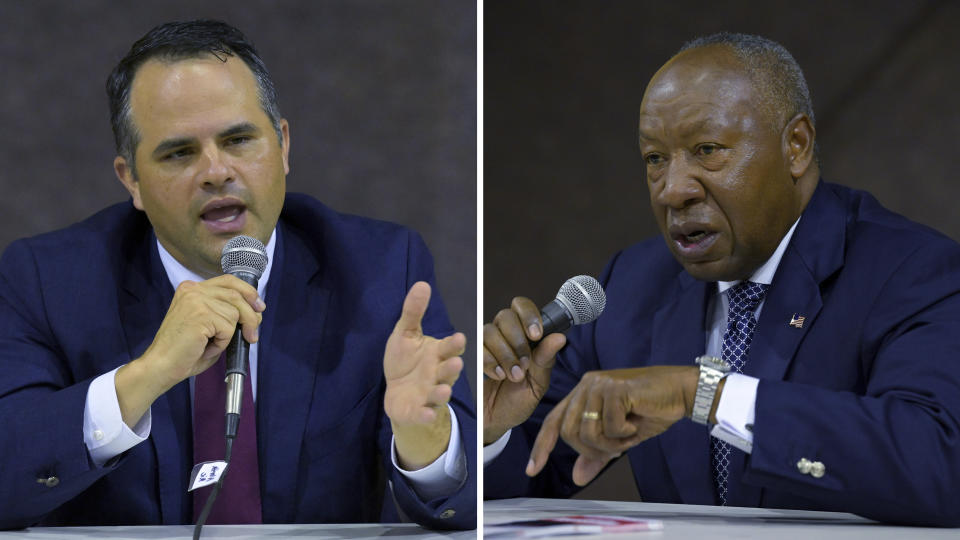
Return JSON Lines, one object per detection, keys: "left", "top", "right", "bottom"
{"left": 789, "top": 313, "right": 805, "bottom": 328}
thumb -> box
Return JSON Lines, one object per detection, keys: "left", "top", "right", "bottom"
{"left": 526, "top": 333, "right": 565, "bottom": 393}
{"left": 530, "top": 333, "right": 566, "bottom": 370}
{"left": 394, "top": 281, "right": 431, "bottom": 336}
{"left": 572, "top": 454, "right": 613, "bottom": 486}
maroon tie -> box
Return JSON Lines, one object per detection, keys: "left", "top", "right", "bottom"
{"left": 192, "top": 353, "right": 263, "bottom": 523}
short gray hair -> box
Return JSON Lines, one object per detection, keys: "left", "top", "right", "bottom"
{"left": 679, "top": 32, "right": 815, "bottom": 131}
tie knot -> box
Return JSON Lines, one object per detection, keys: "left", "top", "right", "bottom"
{"left": 727, "top": 281, "right": 769, "bottom": 315}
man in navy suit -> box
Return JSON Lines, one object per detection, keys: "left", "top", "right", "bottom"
{"left": 483, "top": 33, "right": 960, "bottom": 526}
{"left": 0, "top": 20, "right": 474, "bottom": 529}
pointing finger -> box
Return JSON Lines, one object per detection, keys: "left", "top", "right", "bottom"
{"left": 527, "top": 394, "right": 570, "bottom": 477}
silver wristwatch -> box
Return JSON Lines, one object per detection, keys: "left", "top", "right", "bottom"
{"left": 691, "top": 355, "right": 730, "bottom": 425}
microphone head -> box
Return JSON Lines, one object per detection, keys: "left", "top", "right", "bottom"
{"left": 555, "top": 275, "right": 606, "bottom": 325}
{"left": 220, "top": 235, "right": 268, "bottom": 278}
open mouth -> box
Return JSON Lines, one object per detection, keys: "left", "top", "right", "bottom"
{"left": 678, "top": 230, "right": 710, "bottom": 246}
{"left": 201, "top": 204, "right": 245, "bottom": 223}
{"left": 199, "top": 199, "right": 248, "bottom": 233}
{"left": 674, "top": 230, "right": 716, "bottom": 248}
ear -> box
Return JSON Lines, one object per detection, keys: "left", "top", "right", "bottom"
{"left": 781, "top": 113, "right": 816, "bottom": 180}
{"left": 278, "top": 118, "right": 291, "bottom": 175}
{"left": 114, "top": 156, "right": 144, "bottom": 210}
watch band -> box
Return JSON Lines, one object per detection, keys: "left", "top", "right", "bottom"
{"left": 691, "top": 355, "right": 730, "bottom": 425}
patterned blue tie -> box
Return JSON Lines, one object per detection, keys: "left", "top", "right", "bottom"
{"left": 712, "top": 280, "right": 769, "bottom": 506}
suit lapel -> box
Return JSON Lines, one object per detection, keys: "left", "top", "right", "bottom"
{"left": 725, "top": 245, "right": 824, "bottom": 508}
{"left": 749, "top": 182, "right": 845, "bottom": 383}
{"left": 119, "top": 234, "right": 191, "bottom": 524}
{"left": 729, "top": 182, "right": 846, "bottom": 508}
{"left": 256, "top": 223, "right": 329, "bottom": 522}
{"left": 650, "top": 273, "right": 717, "bottom": 505}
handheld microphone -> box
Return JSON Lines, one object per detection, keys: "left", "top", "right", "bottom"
{"left": 539, "top": 275, "right": 607, "bottom": 336}
{"left": 219, "top": 235, "right": 268, "bottom": 439}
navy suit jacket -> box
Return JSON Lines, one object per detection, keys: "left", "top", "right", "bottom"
{"left": 0, "top": 193, "right": 475, "bottom": 529}
{"left": 486, "top": 181, "right": 960, "bottom": 526}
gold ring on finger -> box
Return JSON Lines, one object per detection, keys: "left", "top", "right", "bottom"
{"left": 582, "top": 411, "right": 600, "bottom": 421}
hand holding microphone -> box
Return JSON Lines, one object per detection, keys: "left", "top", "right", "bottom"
{"left": 114, "top": 237, "right": 266, "bottom": 432}
{"left": 482, "top": 276, "right": 605, "bottom": 445}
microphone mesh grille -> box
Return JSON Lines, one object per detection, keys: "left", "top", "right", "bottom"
{"left": 557, "top": 275, "right": 606, "bottom": 325}
{"left": 220, "top": 235, "right": 268, "bottom": 278}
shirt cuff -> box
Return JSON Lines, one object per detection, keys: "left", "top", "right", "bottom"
{"left": 483, "top": 429, "right": 511, "bottom": 466}
{"left": 391, "top": 404, "right": 466, "bottom": 500}
{"left": 710, "top": 373, "right": 757, "bottom": 453}
{"left": 83, "top": 367, "right": 151, "bottom": 467}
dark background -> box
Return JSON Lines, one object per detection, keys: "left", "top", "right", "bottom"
{"left": 484, "top": 0, "right": 960, "bottom": 500}
{"left": 0, "top": 1, "right": 476, "bottom": 391}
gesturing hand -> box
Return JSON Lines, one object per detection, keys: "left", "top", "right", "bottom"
{"left": 384, "top": 281, "right": 466, "bottom": 469}
{"left": 482, "top": 297, "right": 567, "bottom": 445}
{"left": 526, "top": 366, "right": 698, "bottom": 486}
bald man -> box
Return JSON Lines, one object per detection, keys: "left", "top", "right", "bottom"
{"left": 483, "top": 33, "right": 960, "bottom": 527}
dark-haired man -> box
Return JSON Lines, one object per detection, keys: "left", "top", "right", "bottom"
{"left": 0, "top": 20, "right": 474, "bottom": 529}
{"left": 484, "top": 33, "right": 960, "bottom": 526}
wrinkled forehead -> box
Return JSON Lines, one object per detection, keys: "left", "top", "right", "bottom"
{"left": 639, "top": 48, "right": 763, "bottom": 137}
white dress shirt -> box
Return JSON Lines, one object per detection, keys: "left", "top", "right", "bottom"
{"left": 484, "top": 218, "right": 801, "bottom": 464}
{"left": 82, "top": 228, "right": 465, "bottom": 499}
{"left": 709, "top": 218, "right": 800, "bottom": 452}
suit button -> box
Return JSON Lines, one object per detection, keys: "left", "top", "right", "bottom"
{"left": 439, "top": 508, "right": 456, "bottom": 519}
{"left": 796, "top": 458, "right": 812, "bottom": 475}
{"left": 810, "top": 461, "right": 826, "bottom": 478}
{"left": 37, "top": 476, "right": 59, "bottom": 488}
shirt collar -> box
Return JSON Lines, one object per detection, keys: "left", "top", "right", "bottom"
{"left": 156, "top": 228, "right": 277, "bottom": 300}
{"left": 717, "top": 217, "right": 800, "bottom": 294}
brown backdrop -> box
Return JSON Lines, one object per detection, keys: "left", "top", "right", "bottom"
{"left": 484, "top": 0, "right": 960, "bottom": 500}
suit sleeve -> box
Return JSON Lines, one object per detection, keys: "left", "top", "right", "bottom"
{"left": 745, "top": 241, "right": 960, "bottom": 527}
{"left": 379, "top": 230, "right": 477, "bottom": 530}
{"left": 0, "top": 240, "right": 123, "bottom": 529}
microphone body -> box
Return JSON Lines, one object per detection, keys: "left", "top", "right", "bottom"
{"left": 223, "top": 271, "right": 258, "bottom": 438}
{"left": 539, "top": 299, "right": 574, "bottom": 335}
{"left": 538, "top": 275, "right": 607, "bottom": 337}
{"left": 219, "top": 237, "right": 268, "bottom": 439}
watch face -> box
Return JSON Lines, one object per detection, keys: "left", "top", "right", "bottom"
{"left": 697, "top": 355, "right": 730, "bottom": 371}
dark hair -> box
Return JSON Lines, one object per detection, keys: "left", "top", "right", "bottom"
{"left": 106, "top": 20, "right": 282, "bottom": 172}
{"left": 679, "top": 32, "right": 815, "bottom": 130}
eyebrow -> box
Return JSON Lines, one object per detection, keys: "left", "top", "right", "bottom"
{"left": 676, "top": 118, "right": 724, "bottom": 137}
{"left": 637, "top": 117, "right": 726, "bottom": 145}
{"left": 219, "top": 122, "right": 260, "bottom": 139}
{"left": 150, "top": 122, "right": 262, "bottom": 159}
